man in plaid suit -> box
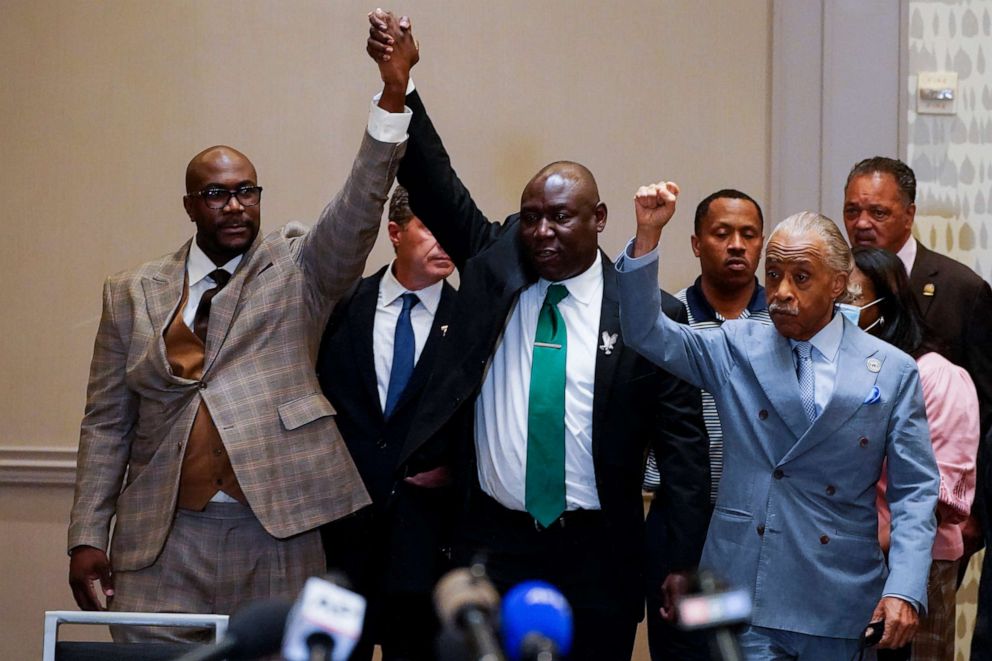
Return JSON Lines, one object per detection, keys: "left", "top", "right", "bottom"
{"left": 66, "top": 32, "right": 418, "bottom": 642}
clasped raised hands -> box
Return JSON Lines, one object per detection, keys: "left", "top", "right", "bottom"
{"left": 367, "top": 9, "right": 418, "bottom": 89}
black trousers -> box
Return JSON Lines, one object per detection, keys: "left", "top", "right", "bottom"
{"left": 644, "top": 502, "right": 711, "bottom": 661}
{"left": 453, "top": 492, "right": 639, "bottom": 661}
{"left": 321, "top": 508, "right": 440, "bottom": 661}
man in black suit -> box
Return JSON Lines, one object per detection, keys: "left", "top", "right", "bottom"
{"left": 317, "top": 185, "right": 456, "bottom": 661}
{"left": 842, "top": 156, "right": 992, "bottom": 659}
{"left": 367, "top": 13, "right": 709, "bottom": 660}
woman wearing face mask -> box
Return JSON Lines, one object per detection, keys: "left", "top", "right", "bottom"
{"left": 849, "top": 246, "right": 978, "bottom": 661}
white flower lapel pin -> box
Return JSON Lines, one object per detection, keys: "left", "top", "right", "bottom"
{"left": 599, "top": 331, "right": 618, "bottom": 355}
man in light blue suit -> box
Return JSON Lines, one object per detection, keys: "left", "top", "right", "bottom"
{"left": 616, "top": 181, "right": 939, "bottom": 659}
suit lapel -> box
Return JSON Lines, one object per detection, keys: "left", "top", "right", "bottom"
{"left": 399, "top": 231, "right": 532, "bottom": 464}
{"left": 352, "top": 270, "right": 385, "bottom": 417}
{"left": 592, "top": 252, "right": 623, "bottom": 458}
{"left": 749, "top": 330, "right": 810, "bottom": 442}
{"left": 909, "top": 244, "right": 940, "bottom": 318}
{"left": 203, "top": 236, "right": 268, "bottom": 372}
{"left": 780, "top": 320, "right": 881, "bottom": 464}
{"left": 391, "top": 281, "right": 456, "bottom": 418}
{"left": 141, "top": 241, "right": 191, "bottom": 381}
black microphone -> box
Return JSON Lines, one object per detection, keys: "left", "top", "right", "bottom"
{"left": 434, "top": 567, "right": 506, "bottom": 661}
{"left": 171, "top": 598, "right": 293, "bottom": 661}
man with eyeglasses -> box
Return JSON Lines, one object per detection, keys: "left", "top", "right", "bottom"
{"left": 66, "top": 28, "right": 417, "bottom": 643}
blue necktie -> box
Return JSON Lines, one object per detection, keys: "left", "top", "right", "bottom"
{"left": 794, "top": 341, "right": 817, "bottom": 424}
{"left": 384, "top": 293, "right": 418, "bottom": 418}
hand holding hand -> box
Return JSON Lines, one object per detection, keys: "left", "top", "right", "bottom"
{"left": 631, "top": 181, "right": 680, "bottom": 257}
{"left": 870, "top": 596, "right": 919, "bottom": 649}
{"left": 69, "top": 546, "right": 114, "bottom": 611}
{"left": 367, "top": 10, "right": 418, "bottom": 96}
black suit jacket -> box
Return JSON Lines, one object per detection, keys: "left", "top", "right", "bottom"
{"left": 910, "top": 243, "right": 992, "bottom": 528}
{"left": 316, "top": 265, "right": 456, "bottom": 592}
{"left": 395, "top": 90, "right": 710, "bottom": 616}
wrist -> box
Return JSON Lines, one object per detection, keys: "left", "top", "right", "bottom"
{"left": 633, "top": 227, "right": 662, "bottom": 257}
{"left": 377, "top": 78, "right": 409, "bottom": 113}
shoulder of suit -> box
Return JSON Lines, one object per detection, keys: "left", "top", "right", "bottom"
{"left": 277, "top": 221, "right": 310, "bottom": 240}
{"left": 919, "top": 245, "right": 987, "bottom": 288}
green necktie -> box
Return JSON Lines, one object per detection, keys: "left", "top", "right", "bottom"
{"left": 526, "top": 283, "right": 569, "bottom": 527}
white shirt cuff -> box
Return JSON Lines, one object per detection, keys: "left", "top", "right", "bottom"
{"left": 615, "top": 237, "right": 659, "bottom": 272}
{"left": 367, "top": 81, "right": 414, "bottom": 143}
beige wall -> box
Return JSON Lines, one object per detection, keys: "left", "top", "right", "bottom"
{"left": 0, "top": 1, "right": 771, "bottom": 658}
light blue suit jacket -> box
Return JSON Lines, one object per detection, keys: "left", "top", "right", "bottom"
{"left": 617, "top": 249, "right": 939, "bottom": 639}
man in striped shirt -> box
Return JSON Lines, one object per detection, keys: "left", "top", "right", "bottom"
{"left": 644, "top": 189, "right": 771, "bottom": 660}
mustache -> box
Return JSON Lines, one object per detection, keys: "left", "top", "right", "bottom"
{"left": 768, "top": 302, "right": 799, "bottom": 317}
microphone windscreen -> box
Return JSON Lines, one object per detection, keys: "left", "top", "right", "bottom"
{"left": 500, "top": 581, "right": 572, "bottom": 661}
{"left": 433, "top": 568, "right": 501, "bottom": 627}
{"left": 226, "top": 598, "right": 294, "bottom": 659}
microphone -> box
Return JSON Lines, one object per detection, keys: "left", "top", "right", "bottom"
{"left": 171, "top": 598, "right": 293, "bottom": 661}
{"left": 281, "top": 575, "right": 367, "bottom": 661}
{"left": 434, "top": 567, "right": 506, "bottom": 661}
{"left": 500, "top": 581, "right": 572, "bottom": 661}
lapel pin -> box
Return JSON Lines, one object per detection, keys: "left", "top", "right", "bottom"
{"left": 599, "top": 331, "right": 618, "bottom": 355}
{"left": 866, "top": 357, "right": 881, "bottom": 373}
{"left": 923, "top": 282, "right": 935, "bottom": 297}
{"left": 440, "top": 324, "right": 448, "bottom": 337}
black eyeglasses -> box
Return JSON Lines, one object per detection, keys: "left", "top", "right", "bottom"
{"left": 189, "top": 186, "right": 263, "bottom": 209}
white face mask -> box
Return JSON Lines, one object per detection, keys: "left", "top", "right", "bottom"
{"left": 837, "top": 297, "right": 884, "bottom": 331}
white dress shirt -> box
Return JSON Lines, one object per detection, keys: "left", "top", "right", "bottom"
{"left": 896, "top": 235, "right": 918, "bottom": 276}
{"left": 373, "top": 263, "right": 444, "bottom": 411}
{"left": 475, "top": 256, "right": 604, "bottom": 512}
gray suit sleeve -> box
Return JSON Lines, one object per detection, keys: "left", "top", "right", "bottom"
{"left": 295, "top": 131, "right": 407, "bottom": 317}
{"left": 68, "top": 277, "right": 137, "bottom": 553}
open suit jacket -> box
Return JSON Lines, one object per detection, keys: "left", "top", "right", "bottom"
{"left": 68, "top": 132, "right": 405, "bottom": 571}
{"left": 909, "top": 243, "right": 992, "bottom": 526}
{"left": 618, "top": 249, "right": 940, "bottom": 639}
{"left": 394, "top": 90, "right": 710, "bottom": 619}
{"left": 316, "top": 266, "right": 456, "bottom": 592}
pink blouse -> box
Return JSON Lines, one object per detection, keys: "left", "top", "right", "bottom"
{"left": 877, "top": 352, "right": 979, "bottom": 561}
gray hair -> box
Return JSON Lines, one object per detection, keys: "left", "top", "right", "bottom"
{"left": 768, "top": 211, "right": 856, "bottom": 302}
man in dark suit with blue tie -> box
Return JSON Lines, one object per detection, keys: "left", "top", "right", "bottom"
{"left": 366, "top": 12, "right": 710, "bottom": 660}
{"left": 317, "top": 185, "right": 457, "bottom": 661}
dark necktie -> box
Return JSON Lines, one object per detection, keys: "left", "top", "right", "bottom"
{"left": 384, "top": 293, "right": 419, "bottom": 418}
{"left": 526, "top": 284, "right": 569, "bottom": 527}
{"left": 193, "top": 269, "right": 231, "bottom": 342}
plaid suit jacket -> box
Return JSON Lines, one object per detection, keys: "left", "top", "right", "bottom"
{"left": 69, "top": 131, "right": 405, "bottom": 571}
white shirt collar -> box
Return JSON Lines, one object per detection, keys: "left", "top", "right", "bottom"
{"left": 186, "top": 238, "right": 242, "bottom": 287}
{"left": 380, "top": 261, "right": 445, "bottom": 316}
{"left": 791, "top": 310, "right": 844, "bottom": 363}
{"left": 537, "top": 253, "right": 603, "bottom": 306}
{"left": 896, "top": 235, "right": 917, "bottom": 275}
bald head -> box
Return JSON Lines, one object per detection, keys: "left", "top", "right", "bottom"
{"left": 518, "top": 160, "right": 607, "bottom": 282}
{"left": 182, "top": 144, "right": 261, "bottom": 266}
{"left": 522, "top": 161, "right": 601, "bottom": 209}
{"left": 185, "top": 145, "right": 256, "bottom": 193}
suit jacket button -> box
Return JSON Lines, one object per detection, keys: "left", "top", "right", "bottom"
{"left": 825, "top": 485, "right": 836, "bottom": 496}
{"left": 198, "top": 381, "right": 207, "bottom": 390}
{"left": 820, "top": 534, "right": 830, "bottom": 544}
{"left": 376, "top": 439, "right": 387, "bottom": 449}
{"left": 773, "top": 468, "right": 784, "bottom": 479}
{"left": 859, "top": 437, "right": 869, "bottom": 447}
{"left": 756, "top": 524, "right": 765, "bottom": 536}
{"left": 758, "top": 409, "right": 768, "bottom": 420}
